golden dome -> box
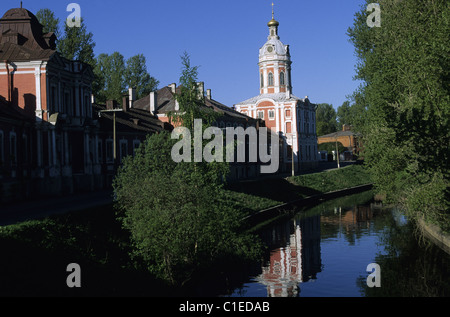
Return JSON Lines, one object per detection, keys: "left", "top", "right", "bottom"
{"left": 267, "top": 18, "right": 279, "bottom": 27}
{"left": 267, "top": 2, "right": 279, "bottom": 27}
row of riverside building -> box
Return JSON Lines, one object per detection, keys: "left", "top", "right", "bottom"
{"left": 0, "top": 6, "right": 318, "bottom": 204}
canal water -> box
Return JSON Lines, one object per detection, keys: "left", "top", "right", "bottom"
{"left": 224, "top": 191, "right": 450, "bottom": 297}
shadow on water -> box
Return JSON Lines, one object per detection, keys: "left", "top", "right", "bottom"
{"left": 1, "top": 191, "right": 449, "bottom": 297}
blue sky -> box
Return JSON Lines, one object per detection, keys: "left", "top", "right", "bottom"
{"left": 1, "top": 0, "right": 366, "bottom": 109}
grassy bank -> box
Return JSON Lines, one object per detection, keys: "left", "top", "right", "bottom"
{"left": 224, "top": 164, "right": 373, "bottom": 215}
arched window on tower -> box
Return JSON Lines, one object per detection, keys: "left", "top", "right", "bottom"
{"left": 268, "top": 72, "right": 274, "bottom": 86}
{"left": 280, "top": 72, "right": 285, "bottom": 85}
{"left": 260, "top": 73, "right": 264, "bottom": 88}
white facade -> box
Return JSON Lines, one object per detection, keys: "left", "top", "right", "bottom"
{"left": 234, "top": 9, "right": 318, "bottom": 172}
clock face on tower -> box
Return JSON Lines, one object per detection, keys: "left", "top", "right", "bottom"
{"left": 266, "top": 46, "right": 274, "bottom": 53}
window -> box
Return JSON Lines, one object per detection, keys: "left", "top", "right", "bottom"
{"left": 285, "top": 109, "right": 291, "bottom": 118}
{"left": 119, "top": 140, "right": 128, "bottom": 163}
{"left": 257, "top": 111, "right": 264, "bottom": 119}
{"left": 106, "top": 139, "right": 113, "bottom": 163}
{"left": 280, "top": 72, "right": 285, "bottom": 85}
{"left": 0, "top": 130, "right": 3, "bottom": 164}
{"left": 133, "top": 140, "right": 141, "bottom": 156}
{"left": 286, "top": 122, "right": 292, "bottom": 134}
{"left": 22, "top": 134, "right": 28, "bottom": 163}
{"left": 260, "top": 73, "right": 264, "bottom": 88}
{"left": 64, "top": 92, "right": 71, "bottom": 115}
{"left": 268, "top": 110, "right": 275, "bottom": 120}
{"left": 97, "top": 140, "right": 103, "bottom": 163}
{"left": 10, "top": 132, "right": 17, "bottom": 165}
{"left": 268, "top": 72, "right": 274, "bottom": 86}
{"left": 51, "top": 86, "right": 57, "bottom": 112}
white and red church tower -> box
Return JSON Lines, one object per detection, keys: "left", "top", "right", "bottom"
{"left": 234, "top": 5, "right": 319, "bottom": 172}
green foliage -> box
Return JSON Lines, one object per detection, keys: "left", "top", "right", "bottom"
{"left": 113, "top": 55, "right": 260, "bottom": 286}
{"left": 124, "top": 54, "right": 159, "bottom": 100}
{"left": 94, "top": 52, "right": 126, "bottom": 103}
{"left": 315, "top": 103, "right": 338, "bottom": 136}
{"left": 94, "top": 52, "right": 159, "bottom": 104}
{"left": 36, "top": 8, "right": 61, "bottom": 39}
{"left": 170, "top": 52, "right": 219, "bottom": 129}
{"left": 113, "top": 132, "right": 260, "bottom": 286}
{"left": 289, "top": 165, "right": 373, "bottom": 194}
{"left": 347, "top": 0, "right": 450, "bottom": 230}
{"left": 58, "top": 18, "right": 96, "bottom": 67}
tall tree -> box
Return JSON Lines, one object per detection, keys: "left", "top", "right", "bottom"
{"left": 36, "top": 8, "right": 61, "bottom": 39}
{"left": 336, "top": 100, "right": 352, "bottom": 127}
{"left": 347, "top": 0, "right": 449, "bottom": 231}
{"left": 171, "top": 52, "right": 218, "bottom": 130}
{"left": 58, "top": 18, "right": 96, "bottom": 68}
{"left": 113, "top": 54, "right": 259, "bottom": 286}
{"left": 94, "top": 52, "right": 126, "bottom": 104}
{"left": 315, "top": 103, "right": 338, "bottom": 136}
{"left": 124, "top": 54, "right": 159, "bottom": 100}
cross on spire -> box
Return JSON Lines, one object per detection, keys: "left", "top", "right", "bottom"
{"left": 272, "top": 2, "right": 275, "bottom": 19}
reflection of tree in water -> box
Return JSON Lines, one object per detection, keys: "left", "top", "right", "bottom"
{"left": 358, "top": 212, "right": 450, "bottom": 297}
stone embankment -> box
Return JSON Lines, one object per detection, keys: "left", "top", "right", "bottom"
{"left": 417, "top": 218, "right": 450, "bottom": 255}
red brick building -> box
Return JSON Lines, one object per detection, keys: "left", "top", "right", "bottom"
{"left": 317, "top": 125, "right": 361, "bottom": 159}
{"left": 0, "top": 7, "right": 98, "bottom": 201}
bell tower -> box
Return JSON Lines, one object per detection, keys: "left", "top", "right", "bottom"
{"left": 258, "top": 3, "right": 292, "bottom": 96}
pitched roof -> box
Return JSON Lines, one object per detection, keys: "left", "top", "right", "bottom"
{"left": 318, "top": 130, "right": 360, "bottom": 139}
{"left": 133, "top": 84, "right": 258, "bottom": 124}
{"left": 235, "top": 92, "right": 306, "bottom": 106}
{"left": 93, "top": 103, "right": 166, "bottom": 134}
{"left": 133, "top": 86, "right": 180, "bottom": 113}
{"left": 0, "top": 7, "right": 56, "bottom": 61}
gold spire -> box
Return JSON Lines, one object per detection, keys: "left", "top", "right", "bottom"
{"left": 268, "top": 2, "right": 279, "bottom": 27}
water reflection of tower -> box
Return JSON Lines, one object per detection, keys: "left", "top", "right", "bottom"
{"left": 256, "top": 215, "right": 321, "bottom": 297}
